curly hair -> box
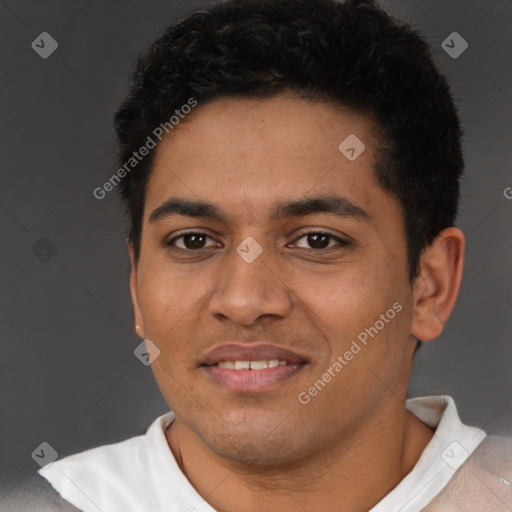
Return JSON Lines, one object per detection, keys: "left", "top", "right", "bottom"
{"left": 114, "top": 0, "right": 464, "bottom": 282}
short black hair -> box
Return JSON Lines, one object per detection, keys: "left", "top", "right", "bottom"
{"left": 114, "top": 0, "right": 464, "bottom": 281}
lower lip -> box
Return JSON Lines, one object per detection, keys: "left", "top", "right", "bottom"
{"left": 202, "top": 364, "right": 305, "bottom": 393}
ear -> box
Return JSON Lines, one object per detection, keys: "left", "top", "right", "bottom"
{"left": 410, "top": 227, "right": 465, "bottom": 342}
{"left": 128, "top": 240, "right": 145, "bottom": 339}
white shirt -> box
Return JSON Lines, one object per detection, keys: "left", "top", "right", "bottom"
{"left": 38, "top": 395, "right": 486, "bottom": 512}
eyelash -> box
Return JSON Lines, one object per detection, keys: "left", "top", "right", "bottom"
{"left": 165, "top": 230, "right": 350, "bottom": 253}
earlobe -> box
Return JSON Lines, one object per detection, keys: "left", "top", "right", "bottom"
{"left": 128, "top": 240, "right": 145, "bottom": 338}
{"left": 410, "top": 227, "right": 465, "bottom": 342}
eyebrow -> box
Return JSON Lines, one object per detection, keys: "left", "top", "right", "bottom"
{"left": 149, "top": 194, "right": 371, "bottom": 224}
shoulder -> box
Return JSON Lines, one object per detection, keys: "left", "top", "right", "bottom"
{"left": 33, "top": 413, "right": 177, "bottom": 511}
{"left": 423, "top": 435, "right": 512, "bottom": 510}
{"left": 2, "top": 472, "right": 82, "bottom": 512}
{"left": 36, "top": 431, "right": 148, "bottom": 492}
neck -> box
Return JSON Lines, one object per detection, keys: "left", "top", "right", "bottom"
{"left": 166, "top": 406, "right": 434, "bottom": 512}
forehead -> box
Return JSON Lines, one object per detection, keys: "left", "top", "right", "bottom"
{"left": 145, "top": 94, "right": 393, "bottom": 223}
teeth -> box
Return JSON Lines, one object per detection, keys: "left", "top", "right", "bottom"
{"left": 249, "top": 360, "right": 268, "bottom": 370}
{"left": 216, "top": 360, "right": 288, "bottom": 370}
{"left": 217, "top": 361, "right": 236, "bottom": 369}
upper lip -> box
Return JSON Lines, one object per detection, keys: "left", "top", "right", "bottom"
{"left": 201, "top": 343, "right": 308, "bottom": 366}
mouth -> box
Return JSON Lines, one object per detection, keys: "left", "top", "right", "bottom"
{"left": 212, "top": 359, "right": 291, "bottom": 369}
{"left": 200, "top": 343, "right": 308, "bottom": 393}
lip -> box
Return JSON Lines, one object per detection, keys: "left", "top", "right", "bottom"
{"left": 201, "top": 342, "right": 308, "bottom": 366}
{"left": 200, "top": 342, "right": 308, "bottom": 393}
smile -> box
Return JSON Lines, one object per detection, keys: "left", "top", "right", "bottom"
{"left": 215, "top": 360, "right": 289, "bottom": 369}
{"left": 200, "top": 342, "right": 309, "bottom": 392}
{"left": 202, "top": 361, "right": 306, "bottom": 393}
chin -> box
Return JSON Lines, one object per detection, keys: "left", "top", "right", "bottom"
{"left": 197, "top": 415, "right": 311, "bottom": 468}
{"left": 211, "top": 437, "right": 300, "bottom": 468}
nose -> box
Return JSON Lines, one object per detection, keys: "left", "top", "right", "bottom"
{"left": 207, "top": 241, "right": 293, "bottom": 327}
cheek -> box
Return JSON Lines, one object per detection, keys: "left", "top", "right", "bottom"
{"left": 136, "top": 261, "right": 221, "bottom": 378}
{"left": 137, "top": 260, "right": 210, "bottom": 333}
{"left": 296, "top": 252, "right": 410, "bottom": 366}
{"left": 301, "top": 263, "right": 397, "bottom": 330}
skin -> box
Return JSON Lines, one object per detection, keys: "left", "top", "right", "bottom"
{"left": 129, "top": 93, "right": 465, "bottom": 511}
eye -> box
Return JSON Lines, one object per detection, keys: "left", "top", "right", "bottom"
{"left": 167, "top": 232, "right": 219, "bottom": 251}
{"left": 165, "top": 230, "right": 350, "bottom": 253}
{"left": 293, "top": 231, "right": 350, "bottom": 250}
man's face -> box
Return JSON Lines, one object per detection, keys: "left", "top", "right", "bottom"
{"left": 130, "top": 94, "right": 417, "bottom": 466}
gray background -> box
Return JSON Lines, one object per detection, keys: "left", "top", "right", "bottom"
{"left": 1, "top": 0, "right": 511, "bottom": 502}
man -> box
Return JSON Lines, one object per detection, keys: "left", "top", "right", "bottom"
{"left": 25, "top": 0, "right": 510, "bottom": 510}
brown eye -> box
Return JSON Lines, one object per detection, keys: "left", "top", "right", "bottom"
{"left": 167, "top": 232, "right": 216, "bottom": 250}
{"left": 294, "top": 231, "right": 349, "bottom": 250}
